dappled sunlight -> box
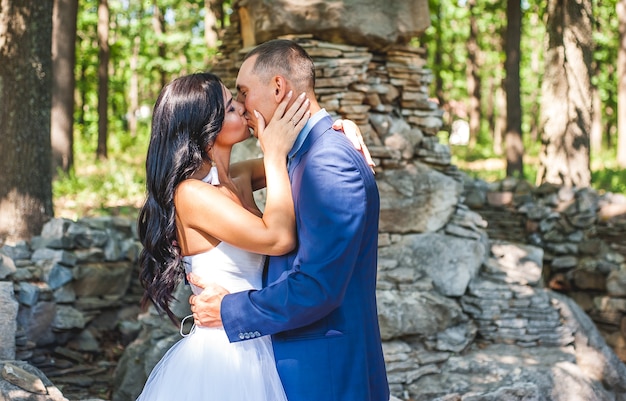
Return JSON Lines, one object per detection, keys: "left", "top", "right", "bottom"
{"left": 470, "top": 344, "right": 575, "bottom": 367}
{"left": 53, "top": 147, "right": 146, "bottom": 221}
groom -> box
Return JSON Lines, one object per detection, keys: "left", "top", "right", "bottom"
{"left": 189, "top": 39, "right": 389, "bottom": 401}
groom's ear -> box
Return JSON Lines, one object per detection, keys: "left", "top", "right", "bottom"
{"left": 272, "top": 75, "right": 289, "bottom": 103}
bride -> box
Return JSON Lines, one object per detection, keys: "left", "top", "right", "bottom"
{"left": 135, "top": 72, "right": 308, "bottom": 400}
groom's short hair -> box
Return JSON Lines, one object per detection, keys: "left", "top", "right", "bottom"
{"left": 243, "top": 39, "right": 316, "bottom": 93}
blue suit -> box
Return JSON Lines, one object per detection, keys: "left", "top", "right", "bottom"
{"left": 221, "top": 113, "right": 389, "bottom": 401}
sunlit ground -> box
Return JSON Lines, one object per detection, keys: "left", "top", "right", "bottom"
{"left": 53, "top": 150, "right": 146, "bottom": 221}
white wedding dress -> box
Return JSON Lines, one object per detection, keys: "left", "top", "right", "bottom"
{"left": 136, "top": 168, "right": 287, "bottom": 401}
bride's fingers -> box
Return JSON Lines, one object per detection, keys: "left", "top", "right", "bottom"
{"left": 255, "top": 110, "right": 267, "bottom": 135}
{"left": 293, "top": 110, "right": 310, "bottom": 131}
{"left": 271, "top": 90, "right": 294, "bottom": 123}
{"left": 281, "top": 93, "right": 308, "bottom": 124}
{"left": 287, "top": 97, "right": 310, "bottom": 127}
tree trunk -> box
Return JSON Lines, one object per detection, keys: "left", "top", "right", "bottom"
{"left": 97, "top": 0, "right": 109, "bottom": 160}
{"left": 590, "top": 84, "right": 603, "bottom": 152}
{"left": 485, "top": 76, "right": 496, "bottom": 152}
{"left": 128, "top": 35, "right": 140, "bottom": 138}
{"left": 51, "top": 0, "right": 78, "bottom": 175}
{"left": 527, "top": 11, "right": 542, "bottom": 142}
{"left": 204, "top": 0, "right": 218, "bottom": 48}
{"left": 618, "top": 0, "right": 626, "bottom": 167}
{"left": 504, "top": 0, "right": 524, "bottom": 177}
{"left": 590, "top": 9, "right": 603, "bottom": 155}
{"left": 433, "top": 0, "right": 445, "bottom": 106}
{"left": 537, "top": 0, "right": 593, "bottom": 187}
{"left": 153, "top": 3, "right": 167, "bottom": 89}
{"left": 78, "top": 60, "right": 87, "bottom": 126}
{"left": 0, "top": 0, "right": 54, "bottom": 243}
{"left": 466, "top": 0, "right": 482, "bottom": 148}
{"left": 494, "top": 83, "right": 506, "bottom": 156}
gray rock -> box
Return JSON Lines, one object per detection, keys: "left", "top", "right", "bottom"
{"left": 552, "top": 292, "right": 626, "bottom": 391}
{"left": 73, "top": 261, "right": 134, "bottom": 298}
{"left": 0, "top": 251, "right": 17, "bottom": 279}
{"left": 41, "top": 261, "right": 73, "bottom": 290}
{"left": 34, "top": 218, "right": 75, "bottom": 249}
{"left": 377, "top": 289, "right": 468, "bottom": 340}
{"left": 238, "top": 0, "right": 429, "bottom": 50}
{"left": 378, "top": 162, "right": 462, "bottom": 233}
{"left": 436, "top": 322, "right": 477, "bottom": 353}
{"left": 17, "top": 301, "right": 56, "bottom": 346}
{"left": 0, "top": 282, "right": 18, "bottom": 359}
{"left": 31, "top": 248, "right": 77, "bottom": 266}
{"left": 52, "top": 305, "right": 86, "bottom": 331}
{"left": 112, "top": 314, "right": 180, "bottom": 401}
{"left": 1, "top": 241, "right": 32, "bottom": 260}
{"left": 606, "top": 269, "right": 626, "bottom": 297}
{"left": 384, "top": 233, "right": 485, "bottom": 297}
{"left": 0, "top": 361, "right": 68, "bottom": 401}
{"left": 488, "top": 241, "right": 543, "bottom": 286}
{"left": 18, "top": 282, "right": 41, "bottom": 306}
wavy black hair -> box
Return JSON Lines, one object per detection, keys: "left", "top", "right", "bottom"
{"left": 138, "top": 72, "right": 225, "bottom": 324}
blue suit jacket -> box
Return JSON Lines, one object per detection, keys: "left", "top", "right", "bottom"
{"left": 221, "top": 115, "right": 389, "bottom": 401}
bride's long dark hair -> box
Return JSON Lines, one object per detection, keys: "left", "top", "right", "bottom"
{"left": 138, "top": 72, "right": 226, "bottom": 323}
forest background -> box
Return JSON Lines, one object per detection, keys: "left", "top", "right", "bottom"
{"left": 1, "top": 0, "right": 625, "bottom": 242}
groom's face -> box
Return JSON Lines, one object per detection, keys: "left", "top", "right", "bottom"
{"left": 235, "top": 55, "right": 277, "bottom": 138}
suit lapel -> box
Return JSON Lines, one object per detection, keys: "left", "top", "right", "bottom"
{"left": 288, "top": 115, "right": 334, "bottom": 177}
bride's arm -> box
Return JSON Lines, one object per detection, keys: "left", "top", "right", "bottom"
{"left": 175, "top": 92, "right": 309, "bottom": 256}
{"left": 231, "top": 118, "right": 374, "bottom": 192}
{"left": 231, "top": 158, "right": 266, "bottom": 192}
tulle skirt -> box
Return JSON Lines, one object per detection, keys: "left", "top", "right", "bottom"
{"left": 136, "top": 326, "right": 287, "bottom": 401}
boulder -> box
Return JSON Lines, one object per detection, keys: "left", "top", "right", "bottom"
{"left": 237, "top": 0, "right": 430, "bottom": 50}
{"left": 378, "top": 163, "right": 462, "bottom": 234}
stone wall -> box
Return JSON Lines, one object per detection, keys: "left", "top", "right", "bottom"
{"left": 2, "top": 209, "right": 626, "bottom": 400}
{"left": 464, "top": 177, "right": 626, "bottom": 361}
{"left": 0, "top": 217, "right": 144, "bottom": 400}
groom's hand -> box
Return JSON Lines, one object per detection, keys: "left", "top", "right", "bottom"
{"left": 187, "top": 273, "right": 230, "bottom": 328}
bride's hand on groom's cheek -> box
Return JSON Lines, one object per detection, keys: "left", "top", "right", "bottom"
{"left": 187, "top": 273, "right": 230, "bottom": 328}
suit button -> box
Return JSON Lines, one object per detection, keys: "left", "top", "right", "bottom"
{"left": 244, "top": 332, "right": 251, "bottom": 339}
{"left": 238, "top": 333, "right": 245, "bottom": 340}
{"left": 254, "top": 331, "right": 261, "bottom": 337}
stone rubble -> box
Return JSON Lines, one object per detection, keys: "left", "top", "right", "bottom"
{"left": 464, "top": 177, "right": 626, "bottom": 362}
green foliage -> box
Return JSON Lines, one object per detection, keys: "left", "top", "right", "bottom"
{"left": 592, "top": 168, "right": 626, "bottom": 194}
{"left": 592, "top": 0, "right": 619, "bottom": 143}
{"left": 73, "top": 0, "right": 229, "bottom": 152}
{"left": 55, "top": 0, "right": 233, "bottom": 219}
{"left": 590, "top": 147, "right": 626, "bottom": 194}
{"left": 56, "top": 0, "right": 626, "bottom": 219}
{"left": 418, "top": 0, "right": 623, "bottom": 194}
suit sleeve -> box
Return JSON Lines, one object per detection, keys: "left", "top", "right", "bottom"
{"left": 220, "top": 134, "right": 373, "bottom": 342}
